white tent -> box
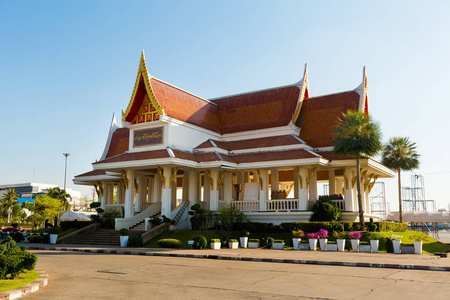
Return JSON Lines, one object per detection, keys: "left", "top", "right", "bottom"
{"left": 386, "top": 211, "right": 450, "bottom": 222}
{"left": 60, "top": 211, "right": 91, "bottom": 221}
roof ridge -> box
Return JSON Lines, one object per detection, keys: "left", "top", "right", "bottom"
{"left": 208, "top": 83, "right": 299, "bottom": 101}
{"left": 152, "top": 77, "right": 218, "bottom": 106}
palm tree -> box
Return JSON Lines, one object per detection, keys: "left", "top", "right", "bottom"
{"left": 1, "top": 188, "right": 18, "bottom": 223}
{"left": 47, "top": 187, "right": 72, "bottom": 211}
{"left": 333, "top": 110, "right": 382, "bottom": 229}
{"left": 381, "top": 137, "right": 420, "bottom": 223}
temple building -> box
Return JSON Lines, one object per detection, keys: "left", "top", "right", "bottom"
{"left": 74, "top": 51, "right": 395, "bottom": 230}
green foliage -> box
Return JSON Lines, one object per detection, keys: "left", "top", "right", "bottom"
{"left": 310, "top": 197, "right": 341, "bottom": 221}
{"left": 119, "top": 228, "right": 129, "bottom": 236}
{"left": 218, "top": 206, "right": 246, "bottom": 231}
{"left": 367, "top": 218, "right": 377, "bottom": 232}
{"left": 273, "top": 239, "right": 284, "bottom": 243}
{"left": 0, "top": 239, "right": 38, "bottom": 279}
{"left": 248, "top": 239, "right": 260, "bottom": 242}
{"left": 49, "top": 227, "right": 61, "bottom": 234}
{"left": 90, "top": 202, "right": 101, "bottom": 209}
{"left": 156, "top": 239, "right": 182, "bottom": 248}
{"left": 47, "top": 187, "right": 72, "bottom": 212}
{"left": 210, "top": 239, "right": 220, "bottom": 243}
{"left": 10, "top": 232, "right": 24, "bottom": 242}
{"left": 239, "top": 229, "right": 250, "bottom": 237}
{"left": 193, "top": 236, "right": 207, "bottom": 249}
{"left": 382, "top": 137, "right": 420, "bottom": 171}
{"left": 233, "top": 221, "right": 283, "bottom": 233}
{"left": 385, "top": 238, "right": 394, "bottom": 253}
{"left": 0, "top": 189, "right": 22, "bottom": 223}
{"left": 60, "top": 220, "right": 92, "bottom": 230}
{"left": 228, "top": 239, "right": 238, "bottom": 243}
{"left": 101, "top": 211, "right": 122, "bottom": 229}
{"left": 27, "top": 235, "right": 43, "bottom": 243}
{"left": 128, "top": 236, "right": 144, "bottom": 247}
{"left": 28, "top": 195, "right": 63, "bottom": 227}
{"left": 150, "top": 217, "right": 162, "bottom": 226}
{"left": 261, "top": 237, "right": 274, "bottom": 248}
{"left": 189, "top": 204, "right": 211, "bottom": 230}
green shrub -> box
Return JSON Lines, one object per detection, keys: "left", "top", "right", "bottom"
{"left": 42, "top": 234, "right": 50, "bottom": 244}
{"left": 273, "top": 239, "right": 284, "bottom": 243}
{"left": 228, "top": 239, "right": 238, "bottom": 243}
{"left": 20, "top": 251, "right": 38, "bottom": 271}
{"left": 310, "top": 197, "right": 341, "bottom": 221}
{"left": 0, "top": 242, "right": 38, "bottom": 279}
{"left": 128, "top": 236, "right": 144, "bottom": 247}
{"left": 210, "top": 239, "right": 220, "bottom": 243}
{"left": 261, "top": 237, "right": 274, "bottom": 248}
{"left": 119, "top": 228, "right": 129, "bottom": 236}
{"left": 60, "top": 221, "right": 92, "bottom": 230}
{"left": 385, "top": 238, "right": 394, "bottom": 253}
{"left": 248, "top": 239, "right": 260, "bottom": 242}
{"left": 193, "top": 236, "right": 207, "bottom": 249}
{"left": 90, "top": 202, "right": 101, "bottom": 209}
{"left": 157, "top": 239, "right": 183, "bottom": 248}
{"left": 10, "top": 232, "right": 24, "bottom": 242}
{"left": 49, "top": 227, "right": 61, "bottom": 234}
{"left": 28, "top": 235, "right": 43, "bottom": 243}
{"left": 101, "top": 211, "right": 122, "bottom": 229}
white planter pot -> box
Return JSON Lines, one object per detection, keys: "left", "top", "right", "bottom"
{"left": 309, "top": 239, "right": 318, "bottom": 251}
{"left": 414, "top": 241, "right": 423, "bottom": 254}
{"left": 359, "top": 245, "right": 371, "bottom": 252}
{"left": 351, "top": 239, "right": 360, "bottom": 252}
{"left": 319, "top": 239, "right": 328, "bottom": 251}
{"left": 240, "top": 237, "right": 248, "bottom": 248}
{"left": 292, "top": 238, "right": 301, "bottom": 250}
{"left": 49, "top": 234, "right": 58, "bottom": 244}
{"left": 248, "top": 242, "right": 260, "bottom": 249}
{"left": 120, "top": 236, "right": 129, "bottom": 247}
{"left": 370, "top": 240, "right": 379, "bottom": 253}
{"left": 393, "top": 240, "right": 401, "bottom": 254}
{"left": 337, "top": 239, "right": 346, "bottom": 252}
{"left": 273, "top": 242, "right": 284, "bottom": 250}
{"left": 210, "top": 242, "right": 221, "bottom": 250}
{"left": 229, "top": 241, "right": 239, "bottom": 249}
{"left": 299, "top": 243, "right": 310, "bottom": 250}
{"left": 326, "top": 244, "right": 338, "bottom": 251}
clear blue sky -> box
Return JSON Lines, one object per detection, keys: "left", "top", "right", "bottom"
{"left": 1, "top": 1, "right": 449, "bottom": 210}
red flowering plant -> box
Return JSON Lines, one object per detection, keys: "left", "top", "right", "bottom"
{"left": 317, "top": 229, "right": 329, "bottom": 239}
{"left": 348, "top": 231, "right": 362, "bottom": 240}
{"left": 292, "top": 229, "right": 305, "bottom": 238}
{"left": 306, "top": 233, "right": 319, "bottom": 239}
{"left": 410, "top": 233, "right": 429, "bottom": 242}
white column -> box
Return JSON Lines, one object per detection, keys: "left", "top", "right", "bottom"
{"left": 102, "top": 182, "right": 109, "bottom": 209}
{"left": 336, "top": 177, "right": 344, "bottom": 196}
{"left": 293, "top": 168, "right": 299, "bottom": 199}
{"left": 100, "top": 181, "right": 106, "bottom": 210}
{"left": 271, "top": 169, "right": 279, "bottom": 193}
{"left": 328, "top": 170, "right": 336, "bottom": 195}
{"left": 182, "top": 172, "right": 189, "bottom": 202}
{"left": 224, "top": 172, "right": 232, "bottom": 204}
{"left": 188, "top": 170, "right": 199, "bottom": 205}
{"left": 258, "top": 170, "right": 268, "bottom": 211}
{"left": 298, "top": 168, "right": 308, "bottom": 210}
{"left": 352, "top": 170, "right": 358, "bottom": 212}
{"left": 308, "top": 169, "right": 317, "bottom": 202}
{"left": 203, "top": 172, "right": 210, "bottom": 205}
{"left": 161, "top": 167, "right": 172, "bottom": 218}
{"left": 363, "top": 174, "right": 370, "bottom": 214}
{"left": 147, "top": 177, "right": 153, "bottom": 203}
{"left": 152, "top": 174, "right": 161, "bottom": 203}
{"left": 209, "top": 170, "right": 219, "bottom": 211}
{"left": 135, "top": 176, "right": 146, "bottom": 212}
{"left": 124, "top": 170, "right": 136, "bottom": 218}
{"left": 117, "top": 183, "right": 123, "bottom": 204}
{"left": 343, "top": 168, "right": 354, "bottom": 212}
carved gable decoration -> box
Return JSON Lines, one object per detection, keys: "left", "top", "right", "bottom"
{"left": 132, "top": 94, "right": 161, "bottom": 124}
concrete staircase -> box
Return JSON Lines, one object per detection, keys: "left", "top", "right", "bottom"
{"left": 65, "top": 229, "right": 144, "bottom": 246}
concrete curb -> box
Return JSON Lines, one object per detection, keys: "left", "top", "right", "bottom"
{"left": 0, "top": 270, "right": 48, "bottom": 300}
{"left": 28, "top": 246, "right": 450, "bottom": 272}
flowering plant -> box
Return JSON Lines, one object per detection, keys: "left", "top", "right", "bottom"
{"left": 409, "top": 234, "right": 428, "bottom": 242}
{"left": 307, "top": 233, "right": 319, "bottom": 239}
{"left": 292, "top": 229, "right": 305, "bottom": 238}
{"left": 390, "top": 235, "right": 402, "bottom": 241}
{"left": 317, "top": 229, "right": 328, "bottom": 239}
{"left": 348, "top": 231, "right": 362, "bottom": 240}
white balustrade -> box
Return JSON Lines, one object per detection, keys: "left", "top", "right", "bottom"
{"left": 267, "top": 199, "right": 299, "bottom": 212}
{"left": 229, "top": 201, "right": 260, "bottom": 212}
{"left": 105, "top": 204, "right": 125, "bottom": 213}
{"left": 331, "top": 199, "right": 345, "bottom": 210}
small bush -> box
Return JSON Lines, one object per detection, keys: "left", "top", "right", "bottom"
{"left": 273, "top": 239, "right": 284, "bottom": 243}
{"left": 193, "top": 236, "right": 207, "bottom": 249}
{"left": 210, "top": 239, "right": 220, "bottom": 243}
{"left": 239, "top": 229, "right": 250, "bottom": 237}
{"left": 27, "top": 235, "right": 43, "bottom": 243}
{"left": 101, "top": 211, "right": 122, "bottom": 229}
{"left": 261, "top": 237, "right": 274, "bottom": 248}
{"left": 128, "top": 236, "right": 144, "bottom": 247}
{"left": 248, "top": 239, "right": 260, "bottom": 242}
{"left": 49, "top": 227, "right": 61, "bottom": 234}
{"left": 228, "top": 239, "right": 238, "bottom": 243}
{"left": 90, "top": 202, "right": 101, "bottom": 209}
{"left": 385, "top": 238, "right": 394, "bottom": 253}
{"left": 157, "top": 239, "right": 182, "bottom": 248}
{"left": 119, "top": 228, "right": 129, "bottom": 236}
{"left": 10, "top": 232, "right": 24, "bottom": 242}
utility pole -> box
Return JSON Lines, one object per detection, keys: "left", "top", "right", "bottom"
{"left": 63, "top": 153, "right": 70, "bottom": 190}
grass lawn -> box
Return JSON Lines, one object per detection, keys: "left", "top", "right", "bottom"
{"left": 58, "top": 228, "right": 78, "bottom": 239}
{"left": 0, "top": 270, "right": 39, "bottom": 293}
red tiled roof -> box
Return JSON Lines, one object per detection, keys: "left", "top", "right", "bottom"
{"left": 105, "top": 128, "right": 130, "bottom": 159}
{"left": 95, "top": 149, "right": 170, "bottom": 164}
{"left": 150, "top": 78, "right": 221, "bottom": 132}
{"left": 213, "top": 86, "right": 300, "bottom": 134}
{"left": 296, "top": 91, "right": 360, "bottom": 148}
{"left": 195, "top": 135, "right": 302, "bottom": 151}
{"left": 317, "top": 151, "right": 354, "bottom": 161}
{"left": 75, "top": 170, "right": 106, "bottom": 178}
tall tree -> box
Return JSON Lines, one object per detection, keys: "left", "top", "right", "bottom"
{"left": 381, "top": 137, "right": 420, "bottom": 223}
{"left": 1, "top": 188, "right": 19, "bottom": 222}
{"left": 47, "top": 187, "right": 72, "bottom": 211}
{"left": 29, "top": 195, "right": 62, "bottom": 227}
{"left": 333, "top": 110, "right": 382, "bottom": 229}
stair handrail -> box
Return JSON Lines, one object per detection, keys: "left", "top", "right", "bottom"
{"left": 173, "top": 200, "right": 190, "bottom": 223}
{"left": 115, "top": 202, "right": 162, "bottom": 230}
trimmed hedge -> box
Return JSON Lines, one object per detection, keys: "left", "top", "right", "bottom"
{"left": 193, "top": 236, "right": 207, "bottom": 249}
{"left": 156, "top": 239, "right": 182, "bottom": 248}
{"left": 27, "top": 235, "right": 43, "bottom": 243}
{"left": 60, "top": 221, "right": 92, "bottom": 230}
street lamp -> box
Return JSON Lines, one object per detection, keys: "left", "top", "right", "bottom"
{"left": 63, "top": 153, "right": 70, "bottom": 190}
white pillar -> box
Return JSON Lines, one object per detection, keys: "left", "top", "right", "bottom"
{"left": 293, "top": 168, "right": 299, "bottom": 199}
{"left": 336, "top": 177, "right": 344, "bottom": 196}
{"left": 124, "top": 170, "right": 136, "bottom": 218}
{"left": 100, "top": 181, "right": 106, "bottom": 210}
{"left": 224, "top": 172, "right": 232, "bottom": 204}
{"left": 147, "top": 177, "right": 153, "bottom": 203}
{"left": 308, "top": 169, "right": 317, "bottom": 202}
{"left": 363, "top": 174, "right": 370, "bottom": 214}
{"left": 328, "top": 170, "right": 336, "bottom": 195}
{"left": 203, "top": 172, "right": 210, "bottom": 205}
{"left": 352, "top": 170, "right": 358, "bottom": 212}
{"left": 298, "top": 168, "right": 308, "bottom": 210}
{"left": 135, "top": 176, "right": 146, "bottom": 212}
{"left": 188, "top": 171, "right": 199, "bottom": 205}
{"left": 161, "top": 167, "right": 172, "bottom": 218}
{"left": 171, "top": 174, "right": 177, "bottom": 210}
{"left": 152, "top": 174, "right": 161, "bottom": 203}
{"left": 258, "top": 170, "right": 268, "bottom": 211}
{"left": 182, "top": 172, "right": 189, "bottom": 202}
{"left": 117, "top": 183, "right": 123, "bottom": 205}
{"left": 271, "top": 169, "right": 279, "bottom": 193}
{"left": 344, "top": 168, "right": 353, "bottom": 212}
{"left": 209, "top": 170, "right": 219, "bottom": 211}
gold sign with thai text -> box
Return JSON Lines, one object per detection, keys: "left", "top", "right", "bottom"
{"left": 133, "top": 127, "right": 163, "bottom": 147}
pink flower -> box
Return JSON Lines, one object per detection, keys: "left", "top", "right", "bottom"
{"left": 348, "top": 231, "right": 362, "bottom": 239}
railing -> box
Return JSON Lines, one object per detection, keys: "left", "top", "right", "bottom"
{"left": 142, "top": 203, "right": 154, "bottom": 211}
{"left": 142, "top": 223, "right": 167, "bottom": 244}
{"left": 115, "top": 202, "right": 161, "bottom": 230}
{"left": 267, "top": 199, "right": 299, "bottom": 212}
{"left": 173, "top": 200, "right": 189, "bottom": 223}
{"left": 331, "top": 199, "right": 345, "bottom": 211}
{"left": 218, "top": 201, "right": 227, "bottom": 210}
{"left": 105, "top": 204, "right": 125, "bottom": 213}
{"left": 229, "top": 201, "right": 260, "bottom": 212}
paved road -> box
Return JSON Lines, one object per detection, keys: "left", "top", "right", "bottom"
{"left": 27, "top": 250, "right": 450, "bottom": 300}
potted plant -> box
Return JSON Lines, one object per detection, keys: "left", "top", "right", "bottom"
{"left": 272, "top": 239, "right": 285, "bottom": 250}
{"left": 333, "top": 231, "right": 346, "bottom": 252}
{"left": 349, "top": 231, "right": 361, "bottom": 252}
{"left": 49, "top": 227, "right": 60, "bottom": 244}
{"left": 370, "top": 239, "right": 379, "bottom": 253}
{"left": 410, "top": 234, "right": 428, "bottom": 254}
{"left": 239, "top": 229, "right": 250, "bottom": 248}
{"left": 210, "top": 238, "right": 221, "bottom": 250}
{"left": 248, "top": 238, "right": 260, "bottom": 249}
{"left": 317, "top": 229, "right": 329, "bottom": 251}
{"left": 292, "top": 229, "right": 304, "bottom": 250}
{"left": 391, "top": 235, "right": 402, "bottom": 254}
{"left": 358, "top": 242, "right": 371, "bottom": 252}
{"left": 307, "top": 233, "right": 319, "bottom": 251}
{"left": 169, "top": 219, "right": 177, "bottom": 231}
{"left": 228, "top": 239, "right": 239, "bottom": 249}
{"left": 119, "top": 228, "right": 129, "bottom": 247}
